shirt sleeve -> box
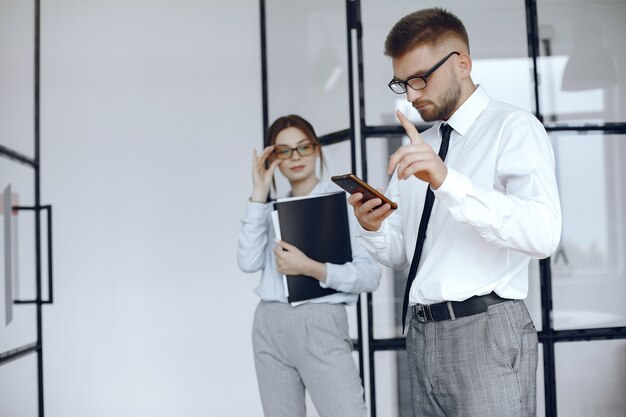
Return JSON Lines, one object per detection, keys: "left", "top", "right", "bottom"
{"left": 434, "top": 116, "right": 562, "bottom": 259}
{"left": 354, "top": 177, "right": 411, "bottom": 271}
{"left": 237, "top": 201, "right": 272, "bottom": 273}
{"left": 320, "top": 209, "right": 383, "bottom": 294}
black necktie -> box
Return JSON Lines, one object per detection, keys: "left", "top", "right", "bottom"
{"left": 401, "top": 123, "right": 453, "bottom": 333}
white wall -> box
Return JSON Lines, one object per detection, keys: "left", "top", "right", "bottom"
{"left": 3, "top": 1, "right": 626, "bottom": 416}
{"left": 2, "top": 0, "right": 266, "bottom": 416}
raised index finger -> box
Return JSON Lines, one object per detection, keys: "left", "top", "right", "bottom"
{"left": 396, "top": 110, "right": 424, "bottom": 145}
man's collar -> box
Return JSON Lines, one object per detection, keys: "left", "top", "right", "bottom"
{"left": 445, "top": 85, "right": 490, "bottom": 136}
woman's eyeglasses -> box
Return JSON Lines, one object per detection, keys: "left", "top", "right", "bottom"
{"left": 272, "top": 143, "right": 317, "bottom": 160}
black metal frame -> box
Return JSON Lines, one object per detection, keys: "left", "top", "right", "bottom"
{"left": 256, "top": 1, "right": 626, "bottom": 416}
{"left": 0, "top": 1, "right": 52, "bottom": 416}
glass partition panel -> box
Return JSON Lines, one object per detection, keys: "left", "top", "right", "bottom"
{"left": 363, "top": 136, "right": 400, "bottom": 186}
{"left": 551, "top": 133, "right": 626, "bottom": 329}
{"left": 555, "top": 340, "right": 626, "bottom": 416}
{"left": 374, "top": 350, "right": 408, "bottom": 417}
{"left": 360, "top": 1, "right": 417, "bottom": 127}
{"left": 0, "top": 0, "right": 35, "bottom": 158}
{"left": 323, "top": 139, "right": 353, "bottom": 181}
{"left": 0, "top": 159, "right": 37, "bottom": 354}
{"left": 537, "top": 0, "right": 626, "bottom": 124}
{"left": 365, "top": 136, "right": 405, "bottom": 338}
{"left": 265, "top": 0, "right": 349, "bottom": 136}
{"left": 361, "top": 0, "right": 532, "bottom": 127}
{"left": 0, "top": 355, "right": 38, "bottom": 416}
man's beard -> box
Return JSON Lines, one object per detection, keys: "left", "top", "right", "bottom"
{"left": 414, "top": 79, "right": 461, "bottom": 122}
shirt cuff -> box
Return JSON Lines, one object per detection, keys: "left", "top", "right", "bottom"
{"left": 434, "top": 168, "right": 474, "bottom": 208}
{"left": 319, "top": 263, "right": 333, "bottom": 288}
{"left": 245, "top": 200, "right": 271, "bottom": 220}
{"left": 357, "top": 222, "right": 387, "bottom": 238}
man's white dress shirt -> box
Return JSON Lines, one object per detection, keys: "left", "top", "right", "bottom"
{"left": 357, "top": 86, "right": 562, "bottom": 305}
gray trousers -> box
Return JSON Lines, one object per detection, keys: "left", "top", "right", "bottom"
{"left": 252, "top": 301, "right": 367, "bottom": 417}
{"left": 406, "top": 299, "right": 538, "bottom": 417}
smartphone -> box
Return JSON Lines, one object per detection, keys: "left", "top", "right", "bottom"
{"left": 331, "top": 173, "right": 398, "bottom": 210}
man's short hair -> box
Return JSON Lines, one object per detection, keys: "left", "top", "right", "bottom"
{"left": 384, "top": 7, "right": 470, "bottom": 58}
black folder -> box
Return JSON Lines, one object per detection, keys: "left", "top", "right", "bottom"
{"left": 272, "top": 191, "right": 352, "bottom": 304}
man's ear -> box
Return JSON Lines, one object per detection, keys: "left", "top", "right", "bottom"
{"left": 458, "top": 52, "right": 472, "bottom": 78}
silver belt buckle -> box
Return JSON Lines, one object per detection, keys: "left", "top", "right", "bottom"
{"left": 416, "top": 304, "right": 432, "bottom": 323}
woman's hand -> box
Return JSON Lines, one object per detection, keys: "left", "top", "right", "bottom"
{"left": 250, "top": 146, "right": 281, "bottom": 203}
{"left": 274, "top": 240, "right": 327, "bottom": 283}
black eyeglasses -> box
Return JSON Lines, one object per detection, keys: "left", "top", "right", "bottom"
{"left": 388, "top": 51, "right": 460, "bottom": 94}
{"left": 272, "top": 142, "right": 317, "bottom": 160}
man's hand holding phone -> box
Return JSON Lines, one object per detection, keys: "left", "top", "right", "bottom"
{"left": 331, "top": 173, "right": 397, "bottom": 232}
{"left": 347, "top": 192, "right": 395, "bottom": 232}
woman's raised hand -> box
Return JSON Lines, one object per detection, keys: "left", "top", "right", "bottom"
{"left": 250, "top": 146, "right": 281, "bottom": 203}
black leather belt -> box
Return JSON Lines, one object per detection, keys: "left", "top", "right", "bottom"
{"left": 411, "top": 292, "right": 509, "bottom": 323}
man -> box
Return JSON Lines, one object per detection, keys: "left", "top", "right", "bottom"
{"left": 348, "top": 7, "right": 562, "bottom": 417}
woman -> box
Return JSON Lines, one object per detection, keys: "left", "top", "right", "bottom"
{"left": 237, "top": 114, "right": 381, "bottom": 417}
